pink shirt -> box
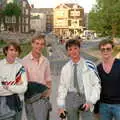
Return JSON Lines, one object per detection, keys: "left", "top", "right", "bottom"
{"left": 22, "top": 52, "right": 51, "bottom": 85}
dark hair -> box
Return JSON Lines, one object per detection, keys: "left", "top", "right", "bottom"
{"left": 3, "top": 42, "right": 21, "bottom": 56}
{"left": 32, "top": 34, "right": 46, "bottom": 45}
{"left": 65, "top": 39, "right": 81, "bottom": 50}
{"left": 98, "top": 39, "right": 114, "bottom": 49}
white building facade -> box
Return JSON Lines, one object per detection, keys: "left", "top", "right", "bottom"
{"left": 30, "top": 12, "right": 46, "bottom": 32}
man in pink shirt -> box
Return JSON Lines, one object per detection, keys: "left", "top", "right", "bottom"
{"left": 22, "top": 33, "right": 52, "bottom": 120}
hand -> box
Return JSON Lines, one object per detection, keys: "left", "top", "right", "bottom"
{"left": 59, "top": 111, "right": 67, "bottom": 119}
{"left": 40, "top": 89, "right": 50, "bottom": 98}
{"left": 46, "top": 81, "right": 51, "bottom": 88}
{"left": 82, "top": 103, "right": 91, "bottom": 111}
{"left": 58, "top": 108, "right": 65, "bottom": 116}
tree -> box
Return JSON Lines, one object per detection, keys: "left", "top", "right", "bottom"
{"left": 88, "top": 0, "right": 120, "bottom": 37}
{"left": 2, "top": 2, "right": 22, "bottom": 31}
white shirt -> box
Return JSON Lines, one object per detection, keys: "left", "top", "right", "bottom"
{"left": 68, "top": 60, "right": 84, "bottom": 94}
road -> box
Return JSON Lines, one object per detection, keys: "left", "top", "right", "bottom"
{"left": 48, "top": 34, "right": 99, "bottom": 120}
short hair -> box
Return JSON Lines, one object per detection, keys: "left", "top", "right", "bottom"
{"left": 3, "top": 42, "right": 21, "bottom": 56}
{"left": 65, "top": 39, "right": 81, "bottom": 50}
{"left": 32, "top": 33, "right": 46, "bottom": 44}
{"left": 98, "top": 39, "right": 114, "bottom": 49}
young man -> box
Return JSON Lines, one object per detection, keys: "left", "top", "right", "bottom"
{"left": 22, "top": 34, "right": 52, "bottom": 120}
{"left": 0, "top": 42, "right": 28, "bottom": 120}
{"left": 57, "top": 39, "right": 101, "bottom": 120}
{"left": 97, "top": 40, "right": 120, "bottom": 120}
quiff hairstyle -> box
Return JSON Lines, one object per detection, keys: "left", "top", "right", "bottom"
{"left": 65, "top": 39, "right": 81, "bottom": 50}
{"left": 3, "top": 42, "right": 21, "bottom": 56}
{"left": 98, "top": 39, "right": 114, "bottom": 49}
{"left": 31, "top": 34, "right": 46, "bottom": 45}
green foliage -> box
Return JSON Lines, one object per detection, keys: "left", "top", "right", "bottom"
{"left": 88, "top": 0, "right": 120, "bottom": 37}
{"left": 0, "top": 9, "right": 3, "bottom": 23}
{"left": 113, "top": 45, "right": 120, "bottom": 56}
{"left": 0, "top": 40, "right": 7, "bottom": 48}
{"left": 20, "top": 42, "right": 32, "bottom": 58}
{"left": 0, "top": 9, "right": 3, "bottom": 16}
{"left": 3, "top": 2, "right": 21, "bottom": 17}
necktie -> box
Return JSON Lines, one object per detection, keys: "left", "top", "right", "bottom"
{"left": 73, "top": 64, "right": 80, "bottom": 92}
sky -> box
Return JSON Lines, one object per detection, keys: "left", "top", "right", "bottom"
{"left": 28, "top": 0, "right": 96, "bottom": 13}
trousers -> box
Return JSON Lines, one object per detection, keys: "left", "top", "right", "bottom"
{"left": 25, "top": 98, "right": 51, "bottom": 120}
{"left": 65, "top": 92, "right": 94, "bottom": 120}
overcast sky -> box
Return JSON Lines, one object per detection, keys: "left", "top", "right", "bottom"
{"left": 28, "top": 0, "right": 96, "bottom": 13}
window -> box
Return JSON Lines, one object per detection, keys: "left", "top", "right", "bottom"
{"left": 26, "top": 9, "right": 28, "bottom": 15}
{"left": 26, "top": 18, "right": 28, "bottom": 24}
{"left": 23, "top": 1, "right": 26, "bottom": 7}
{"left": 12, "top": 16, "right": 16, "bottom": 23}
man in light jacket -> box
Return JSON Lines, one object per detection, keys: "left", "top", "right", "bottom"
{"left": 57, "top": 39, "right": 101, "bottom": 120}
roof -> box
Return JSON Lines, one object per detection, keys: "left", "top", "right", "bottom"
{"left": 55, "top": 3, "right": 83, "bottom": 9}
{"left": 31, "top": 8, "right": 53, "bottom": 14}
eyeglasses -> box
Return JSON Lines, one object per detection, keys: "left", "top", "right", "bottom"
{"left": 100, "top": 47, "right": 112, "bottom": 52}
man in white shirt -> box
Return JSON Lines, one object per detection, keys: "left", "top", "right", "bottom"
{"left": 57, "top": 39, "right": 101, "bottom": 120}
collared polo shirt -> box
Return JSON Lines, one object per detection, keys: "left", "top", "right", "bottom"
{"left": 22, "top": 52, "right": 51, "bottom": 85}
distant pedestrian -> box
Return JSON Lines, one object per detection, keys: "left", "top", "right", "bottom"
{"left": 57, "top": 39, "right": 101, "bottom": 120}
{"left": 22, "top": 33, "right": 52, "bottom": 120}
{"left": 0, "top": 42, "right": 28, "bottom": 120}
{"left": 97, "top": 39, "right": 120, "bottom": 120}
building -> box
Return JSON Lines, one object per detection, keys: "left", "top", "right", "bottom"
{"left": 30, "top": 12, "right": 46, "bottom": 33}
{"left": 54, "top": 3, "right": 84, "bottom": 38}
{"left": 30, "top": 8, "right": 53, "bottom": 33}
{"left": 0, "top": 0, "right": 31, "bottom": 33}
{"left": 20, "top": 0, "right": 31, "bottom": 33}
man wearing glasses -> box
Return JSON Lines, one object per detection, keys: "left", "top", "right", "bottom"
{"left": 97, "top": 40, "right": 120, "bottom": 120}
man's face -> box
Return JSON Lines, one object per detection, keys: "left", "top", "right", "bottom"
{"left": 100, "top": 43, "right": 113, "bottom": 59}
{"left": 67, "top": 45, "right": 80, "bottom": 60}
{"left": 6, "top": 45, "right": 18, "bottom": 60}
{"left": 32, "top": 39, "right": 45, "bottom": 54}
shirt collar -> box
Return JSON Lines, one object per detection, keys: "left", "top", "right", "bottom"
{"left": 29, "top": 52, "right": 45, "bottom": 64}
{"left": 3, "top": 58, "right": 18, "bottom": 64}
{"left": 70, "top": 58, "right": 81, "bottom": 66}
{"left": 70, "top": 57, "right": 88, "bottom": 72}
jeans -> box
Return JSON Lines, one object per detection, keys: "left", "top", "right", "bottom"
{"left": 100, "top": 103, "right": 120, "bottom": 120}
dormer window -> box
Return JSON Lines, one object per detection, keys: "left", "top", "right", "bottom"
{"left": 73, "top": 5, "right": 78, "bottom": 9}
